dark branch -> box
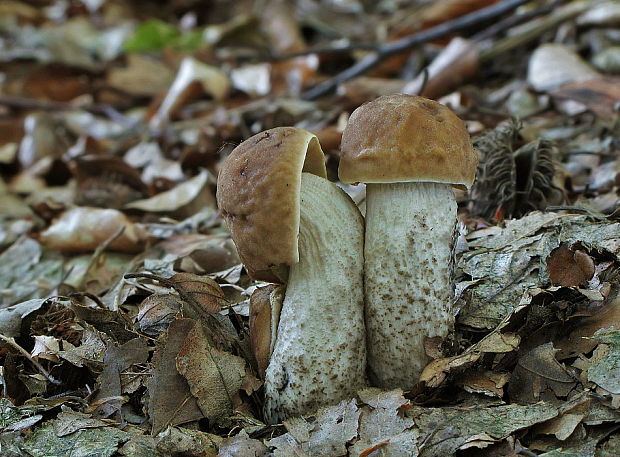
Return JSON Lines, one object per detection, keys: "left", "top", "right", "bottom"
{"left": 301, "top": 0, "right": 530, "bottom": 100}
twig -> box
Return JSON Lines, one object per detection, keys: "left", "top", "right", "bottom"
{"left": 270, "top": 42, "right": 379, "bottom": 60}
{"left": 75, "top": 226, "right": 126, "bottom": 291}
{"left": 472, "top": 0, "right": 565, "bottom": 42}
{"left": 0, "top": 333, "right": 62, "bottom": 385}
{"left": 301, "top": 0, "right": 529, "bottom": 100}
{"left": 479, "top": 1, "right": 590, "bottom": 61}
{"left": 0, "top": 96, "right": 138, "bottom": 128}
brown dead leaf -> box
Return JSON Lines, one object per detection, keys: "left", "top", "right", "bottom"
{"left": 552, "top": 77, "right": 620, "bottom": 119}
{"left": 420, "top": 0, "right": 497, "bottom": 27}
{"left": 71, "top": 155, "right": 147, "bottom": 209}
{"left": 148, "top": 318, "right": 204, "bottom": 435}
{"left": 556, "top": 295, "right": 620, "bottom": 360}
{"left": 171, "top": 272, "right": 227, "bottom": 314}
{"left": 136, "top": 293, "right": 181, "bottom": 337}
{"left": 149, "top": 57, "right": 230, "bottom": 128}
{"left": 534, "top": 393, "right": 591, "bottom": 441}
{"left": 53, "top": 409, "right": 109, "bottom": 437}
{"left": 124, "top": 169, "right": 215, "bottom": 218}
{"left": 528, "top": 43, "right": 600, "bottom": 92}
{"left": 92, "top": 337, "right": 149, "bottom": 418}
{"left": 403, "top": 37, "right": 480, "bottom": 99}
{"left": 457, "top": 371, "right": 510, "bottom": 398}
{"left": 38, "top": 207, "right": 149, "bottom": 253}
{"left": 261, "top": 1, "right": 316, "bottom": 95}
{"left": 249, "top": 284, "right": 283, "bottom": 379}
{"left": 157, "top": 234, "right": 240, "bottom": 275}
{"left": 421, "top": 331, "right": 520, "bottom": 388}
{"left": 107, "top": 54, "right": 174, "bottom": 97}
{"left": 508, "top": 343, "right": 578, "bottom": 404}
{"left": 547, "top": 244, "right": 595, "bottom": 287}
{"left": 176, "top": 320, "right": 248, "bottom": 425}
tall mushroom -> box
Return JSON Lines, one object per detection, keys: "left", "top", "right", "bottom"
{"left": 217, "top": 127, "right": 366, "bottom": 423}
{"left": 339, "top": 94, "right": 478, "bottom": 389}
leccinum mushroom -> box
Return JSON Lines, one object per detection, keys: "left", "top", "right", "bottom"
{"left": 217, "top": 127, "right": 366, "bottom": 423}
{"left": 339, "top": 94, "right": 478, "bottom": 390}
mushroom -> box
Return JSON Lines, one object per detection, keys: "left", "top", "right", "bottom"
{"left": 339, "top": 94, "right": 478, "bottom": 389}
{"left": 217, "top": 127, "right": 366, "bottom": 423}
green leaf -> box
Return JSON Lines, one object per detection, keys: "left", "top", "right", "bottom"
{"left": 124, "top": 19, "right": 204, "bottom": 53}
{"left": 124, "top": 19, "right": 180, "bottom": 53}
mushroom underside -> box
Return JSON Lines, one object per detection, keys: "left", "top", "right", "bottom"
{"left": 364, "top": 181, "right": 457, "bottom": 389}
{"left": 263, "top": 172, "right": 366, "bottom": 424}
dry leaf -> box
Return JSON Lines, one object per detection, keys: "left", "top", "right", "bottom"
{"left": 527, "top": 43, "right": 599, "bottom": 91}
{"left": 421, "top": 331, "right": 520, "bottom": 388}
{"left": 148, "top": 318, "right": 204, "bottom": 435}
{"left": 547, "top": 243, "right": 595, "bottom": 287}
{"left": 93, "top": 338, "right": 149, "bottom": 418}
{"left": 176, "top": 320, "right": 248, "bottom": 425}
{"left": 136, "top": 293, "right": 181, "bottom": 336}
{"left": 39, "top": 207, "right": 149, "bottom": 253}
{"left": 171, "top": 272, "right": 227, "bottom": 314}
{"left": 508, "top": 343, "right": 578, "bottom": 403}
{"left": 350, "top": 389, "right": 419, "bottom": 457}
{"left": 218, "top": 430, "right": 269, "bottom": 457}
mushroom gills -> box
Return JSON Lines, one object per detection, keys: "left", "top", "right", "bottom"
{"left": 364, "top": 181, "right": 456, "bottom": 389}
{"left": 264, "top": 172, "right": 366, "bottom": 423}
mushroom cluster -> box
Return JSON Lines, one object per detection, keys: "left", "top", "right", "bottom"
{"left": 339, "top": 94, "right": 478, "bottom": 389}
{"left": 216, "top": 127, "right": 366, "bottom": 424}
{"left": 216, "top": 95, "right": 477, "bottom": 422}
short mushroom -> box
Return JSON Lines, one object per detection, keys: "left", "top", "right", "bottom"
{"left": 217, "top": 127, "right": 366, "bottom": 423}
{"left": 339, "top": 94, "right": 478, "bottom": 389}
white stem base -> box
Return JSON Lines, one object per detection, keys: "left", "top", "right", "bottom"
{"left": 264, "top": 173, "right": 366, "bottom": 423}
{"left": 365, "top": 182, "right": 456, "bottom": 389}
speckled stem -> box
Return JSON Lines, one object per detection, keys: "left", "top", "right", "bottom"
{"left": 365, "top": 182, "right": 456, "bottom": 389}
{"left": 264, "top": 173, "right": 366, "bottom": 423}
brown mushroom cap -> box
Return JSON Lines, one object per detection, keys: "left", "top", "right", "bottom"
{"left": 216, "top": 127, "right": 327, "bottom": 281}
{"left": 339, "top": 94, "right": 478, "bottom": 189}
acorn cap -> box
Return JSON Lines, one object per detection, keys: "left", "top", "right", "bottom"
{"left": 339, "top": 94, "right": 478, "bottom": 189}
{"left": 216, "top": 127, "right": 327, "bottom": 281}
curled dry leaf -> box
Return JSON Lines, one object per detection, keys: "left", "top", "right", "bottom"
{"left": 38, "top": 207, "right": 149, "bottom": 253}
{"left": 136, "top": 293, "right": 182, "bottom": 336}
{"left": 106, "top": 53, "right": 174, "bottom": 97}
{"left": 170, "top": 272, "right": 227, "bottom": 314}
{"left": 71, "top": 155, "right": 148, "bottom": 209}
{"left": 148, "top": 318, "right": 204, "bottom": 435}
{"left": 421, "top": 331, "right": 520, "bottom": 388}
{"left": 156, "top": 233, "right": 240, "bottom": 275}
{"left": 527, "top": 43, "right": 599, "bottom": 92}
{"left": 150, "top": 57, "right": 230, "bottom": 128}
{"left": 175, "top": 320, "right": 249, "bottom": 425}
{"left": 402, "top": 37, "right": 480, "bottom": 99}
{"left": 249, "top": 284, "right": 283, "bottom": 379}
{"left": 508, "top": 342, "right": 578, "bottom": 404}
{"left": 350, "top": 389, "right": 418, "bottom": 457}
{"left": 456, "top": 371, "right": 510, "bottom": 398}
{"left": 552, "top": 76, "right": 620, "bottom": 119}
{"left": 124, "top": 169, "right": 215, "bottom": 217}
{"left": 547, "top": 243, "right": 595, "bottom": 287}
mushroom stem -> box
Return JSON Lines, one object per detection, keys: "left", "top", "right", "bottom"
{"left": 264, "top": 172, "right": 366, "bottom": 424}
{"left": 364, "top": 181, "right": 456, "bottom": 389}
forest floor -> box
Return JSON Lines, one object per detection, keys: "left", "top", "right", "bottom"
{"left": 0, "top": 1, "right": 618, "bottom": 456}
